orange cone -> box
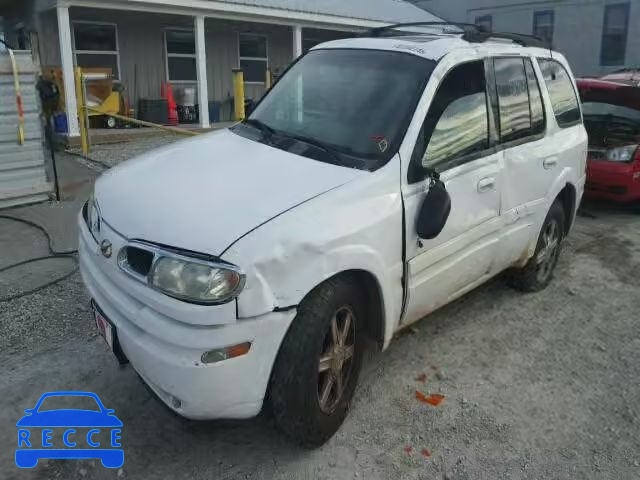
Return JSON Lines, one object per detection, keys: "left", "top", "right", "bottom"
{"left": 162, "top": 82, "right": 179, "bottom": 126}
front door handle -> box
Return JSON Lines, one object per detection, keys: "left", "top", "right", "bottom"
{"left": 477, "top": 177, "right": 495, "bottom": 193}
{"left": 543, "top": 157, "right": 558, "bottom": 169}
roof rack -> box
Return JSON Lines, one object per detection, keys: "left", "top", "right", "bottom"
{"left": 367, "top": 22, "right": 550, "bottom": 49}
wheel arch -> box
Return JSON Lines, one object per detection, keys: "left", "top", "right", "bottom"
{"left": 308, "top": 269, "right": 386, "bottom": 350}
{"left": 556, "top": 182, "right": 577, "bottom": 236}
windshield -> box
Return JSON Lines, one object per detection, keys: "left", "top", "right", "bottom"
{"left": 582, "top": 101, "right": 640, "bottom": 148}
{"left": 235, "top": 49, "right": 435, "bottom": 170}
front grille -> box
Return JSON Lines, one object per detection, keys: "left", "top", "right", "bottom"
{"left": 120, "top": 246, "right": 154, "bottom": 277}
{"left": 588, "top": 149, "right": 607, "bottom": 161}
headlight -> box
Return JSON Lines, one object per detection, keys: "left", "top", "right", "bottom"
{"left": 85, "top": 195, "right": 101, "bottom": 239}
{"left": 149, "top": 255, "right": 245, "bottom": 304}
{"left": 606, "top": 145, "right": 638, "bottom": 162}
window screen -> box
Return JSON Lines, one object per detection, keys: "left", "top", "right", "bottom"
{"left": 494, "top": 58, "right": 531, "bottom": 142}
{"left": 166, "top": 29, "right": 195, "bottom": 55}
{"left": 239, "top": 34, "right": 267, "bottom": 83}
{"left": 538, "top": 58, "right": 581, "bottom": 127}
{"left": 74, "top": 23, "right": 117, "bottom": 51}
{"left": 475, "top": 15, "right": 492, "bottom": 31}
{"left": 533, "top": 10, "right": 554, "bottom": 44}
{"left": 420, "top": 61, "right": 489, "bottom": 170}
{"left": 166, "top": 29, "right": 197, "bottom": 82}
{"left": 73, "top": 23, "right": 119, "bottom": 78}
{"left": 167, "top": 57, "right": 197, "bottom": 81}
{"left": 601, "top": 3, "right": 630, "bottom": 66}
{"left": 76, "top": 54, "right": 119, "bottom": 77}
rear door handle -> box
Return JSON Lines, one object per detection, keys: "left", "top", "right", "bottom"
{"left": 477, "top": 177, "right": 495, "bottom": 193}
{"left": 543, "top": 157, "right": 558, "bottom": 169}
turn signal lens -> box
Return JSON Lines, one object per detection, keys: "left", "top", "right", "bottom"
{"left": 201, "top": 342, "right": 252, "bottom": 364}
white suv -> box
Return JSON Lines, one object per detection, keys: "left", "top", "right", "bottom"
{"left": 79, "top": 24, "right": 587, "bottom": 446}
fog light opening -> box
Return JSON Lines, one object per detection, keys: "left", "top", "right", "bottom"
{"left": 201, "top": 342, "right": 252, "bottom": 364}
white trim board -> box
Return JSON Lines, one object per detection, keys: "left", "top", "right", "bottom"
{"left": 54, "top": 0, "right": 384, "bottom": 31}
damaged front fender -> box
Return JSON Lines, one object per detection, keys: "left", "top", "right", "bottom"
{"left": 221, "top": 158, "right": 405, "bottom": 348}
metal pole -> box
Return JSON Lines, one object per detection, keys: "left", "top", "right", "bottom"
{"left": 265, "top": 68, "right": 272, "bottom": 90}
{"left": 46, "top": 119, "right": 61, "bottom": 201}
{"left": 74, "top": 67, "right": 89, "bottom": 155}
{"left": 232, "top": 69, "right": 245, "bottom": 121}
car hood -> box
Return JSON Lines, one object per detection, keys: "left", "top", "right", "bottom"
{"left": 95, "top": 129, "right": 365, "bottom": 256}
{"left": 16, "top": 410, "right": 123, "bottom": 427}
{"left": 578, "top": 80, "right": 640, "bottom": 109}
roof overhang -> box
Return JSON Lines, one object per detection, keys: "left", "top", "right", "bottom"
{"left": 47, "top": 0, "right": 390, "bottom": 31}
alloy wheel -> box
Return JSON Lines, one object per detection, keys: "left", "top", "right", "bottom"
{"left": 536, "top": 219, "right": 561, "bottom": 283}
{"left": 317, "top": 306, "right": 356, "bottom": 414}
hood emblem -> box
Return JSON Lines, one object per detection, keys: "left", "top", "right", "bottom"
{"left": 100, "top": 239, "right": 113, "bottom": 258}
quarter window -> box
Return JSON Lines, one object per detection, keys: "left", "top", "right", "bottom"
{"left": 418, "top": 61, "right": 489, "bottom": 170}
{"left": 601, "top": 3, "right": 630, "bottom": 66}
{"left": 494, "top": 58, "right": 531, "bottom": 142}
{"left": 73, "top": 22, "right": 119, "bottom": 78}
{"left": 239, "top": 34, "right": 268, "bottom": 83}
{"left": 538, "top": 58, "right": 581, "bottom": 127}
{"left": 533, "top": 10, "right": 554, "bottom": 44}
{"left": 165, "top": 29, "right": 197, "bottom": 82}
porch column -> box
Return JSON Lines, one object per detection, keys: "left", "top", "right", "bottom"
{"left": 293, "top": 25, "right": 303, "bottom": 59}
{"left": 56, "top": 6, "right": 80, "bottom": 137}
{"left": 195, "top": 15, "right": 210, "bottom": 128}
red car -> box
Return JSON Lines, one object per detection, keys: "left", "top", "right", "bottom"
{"left": 577, "top": 75, "right": 640, "bottom": 203}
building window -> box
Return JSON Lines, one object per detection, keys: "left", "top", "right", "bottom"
{"left": 165, "top": 29, "right": 197, "bottom": 82}
{"left": 239, "top": 33, "right": 268, "bottom": 84}
{"left": 533, "top": 10, "right": 554, "bottom": 44}
{"left": 475, "top": 15, "right": 492, "bottom": 32}
{"left": 601, "top": 3, "right": 630, "bottom": 66}
{"left": 73, "top": 22, "right": 120, "bottom": 78}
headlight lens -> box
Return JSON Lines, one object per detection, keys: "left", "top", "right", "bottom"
{"left": 606, "top": 145, "right": 638, "bottom": 162}
{"left": 85, "top": 195, "right": 101, "bottom": 239}
{"left": 149, "top": 256, "right": 244, "bottom": 304}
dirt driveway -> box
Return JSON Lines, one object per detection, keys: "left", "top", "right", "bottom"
{"left": 1, "top": 155, "right": 639, "bottom": 479}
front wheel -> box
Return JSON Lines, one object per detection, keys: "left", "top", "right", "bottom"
{"left": 507, "top": 200, "right": 565, "bottom": 292}
{"left": 269, "top": 276, "right": 365, "bottom": 447}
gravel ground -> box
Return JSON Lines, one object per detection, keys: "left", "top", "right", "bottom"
{"left": 1, "top": 150, "right": 639, "bottom": 479}
{"left": 68, "top": 133, "right": 184, "bottom": 170}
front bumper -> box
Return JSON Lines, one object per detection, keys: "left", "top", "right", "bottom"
{"left": 585, "top": 160, "right": 640, "bottom": 202}
{"left": 78, "top": 214, "right": 296, "bottom": 420}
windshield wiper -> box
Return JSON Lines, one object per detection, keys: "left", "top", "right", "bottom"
{"left": 241, "top": 118, "right": 276, "bottom": 142}
{"left": 280, "top": 132, "right": 345, "bottom": 165}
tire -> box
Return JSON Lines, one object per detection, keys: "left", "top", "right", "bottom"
{"left": 507, "top": 200, "right": 566, "bottom": 292}
{"left": 105, "top": 116, "right": 117, "bottom": 129}
{"left": 269, "top": 275, "right": 366, "bottom": 447}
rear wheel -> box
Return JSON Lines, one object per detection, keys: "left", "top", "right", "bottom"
{"left": 508, "top": 200, "right": 565, "bottom": 292}
{"left": 269, "top": 276, "right": 365, "bottom": 447}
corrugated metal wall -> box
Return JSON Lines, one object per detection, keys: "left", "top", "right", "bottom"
{"left": 0, "top": 51, "right": 50, "bottom": 209}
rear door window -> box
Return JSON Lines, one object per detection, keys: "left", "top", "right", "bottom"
{"left": 494, "top": 58, "right": 531, "bottom": 142}
{"left": 525, "top": 59, "right": 546, "bottom": 134}
{"left": 538, "top": 58, "right": 581, "bottom": 127}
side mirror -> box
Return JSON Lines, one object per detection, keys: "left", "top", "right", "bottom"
{"left": 416, "top": 178, "right": 451, "bottom": 239}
